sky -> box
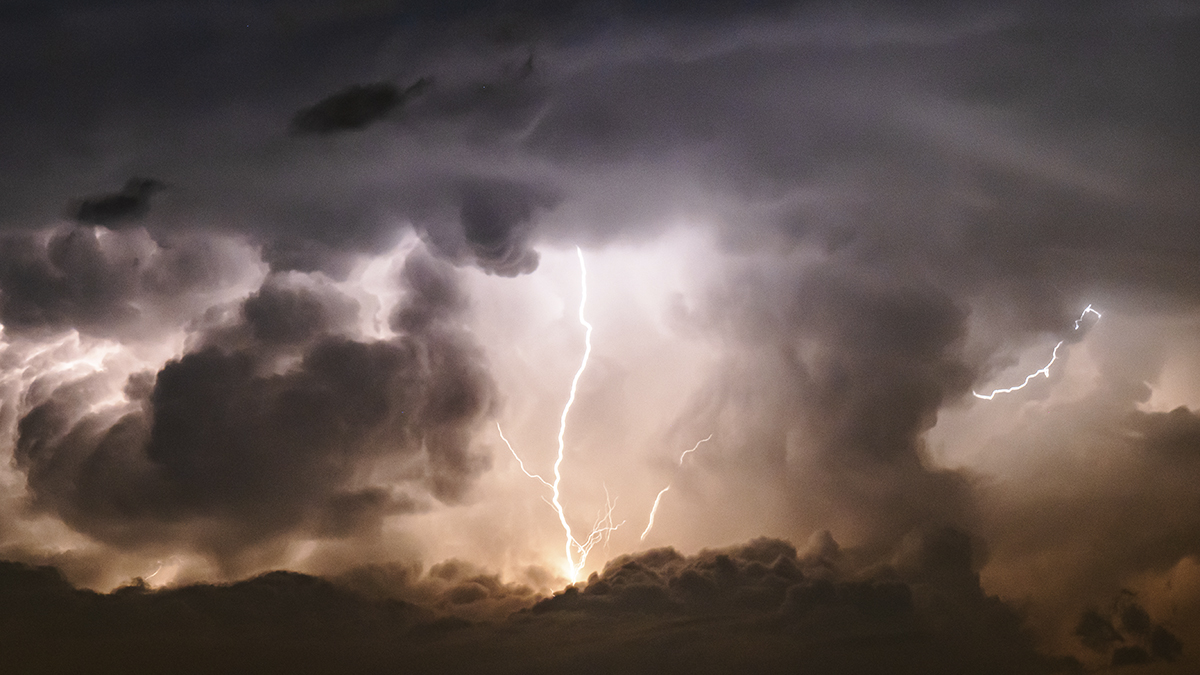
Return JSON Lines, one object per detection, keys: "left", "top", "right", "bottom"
{"left": 2, "top": 0, "right": 1199, "bottom": 672}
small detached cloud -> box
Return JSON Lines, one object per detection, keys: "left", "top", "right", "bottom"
{"left": 290, "top": 78, "right": 431, "bottom": 135}
{"left": 69, "top": 178, "right": 166, "bottom": 227}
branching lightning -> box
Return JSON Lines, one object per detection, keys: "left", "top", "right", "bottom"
{"left": 549, "top": 246, "right": 599, "bottom": 581}
{"left": 499, "top": 247, "right": 623, "bottom": 582}
{"left": 497, "top": 422, "right": 552, "bottom": 489}
{"left": 640, "top": 434, "right": 713, "bottom": 541}
{"left": 973, "top": 304, "right": 1102, "bottom": 400}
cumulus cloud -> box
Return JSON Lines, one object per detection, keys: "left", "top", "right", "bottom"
{"left": 0, "top": 225, "right": 261, "bottom": 340}
{"left": 11, "top": 248, "right": 495, "bottom": 568}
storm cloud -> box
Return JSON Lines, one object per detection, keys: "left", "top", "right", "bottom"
{"left": 1, "top": 1, "right": 1199, "bottom": 672}
{"left": 2, "top": 530, "right": 1067, "bottom": 675}
{"left": 12, "top": 250, "right": 495, "bottom": 567}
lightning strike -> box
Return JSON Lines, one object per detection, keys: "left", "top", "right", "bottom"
{"left": 550, "top": 246, "right": 597, "bottom": 582}
{"left": 499, "top": 247, "right": 622, "bottom": 583}
{"left": 1074, "top": 304, "right": 1101, "bottom": 329}
{"left": 640, "top": 486, "right": 670, "bottom": 541}
{"left": 497, "top": 421, "right": 552, "bottom": 489}
{"left": 640, "top": 434, "right": 713, "bottom": 541}
{"left": 145, "top": 561, "right": 164, "bottom": 580}
{"left": 677, "top": 434, "right": 713, "bottom": 466}
{"left": 973, "top": 304, "right": 1102, "bottom": 400}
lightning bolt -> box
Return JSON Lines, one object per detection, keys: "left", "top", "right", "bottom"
{"left": 677, "top": 433, "right": 713, "bottom": 466}
{"left": 497, "top": 421, "right": 551, "bottom": 489}
{"left": 499, "top": 247, "right": 623, "bottom": 582}
{"left": 640, "top": 434, "right": 713, "bottom": 541}
{"left": 1074, "top": 304, "right": 1101, "bottom": 330}
{"left": 973, "top": 304, "right": 1102, "bottom": 400}
{"left": 145, "top": 561, "right": 164, "bottom": 580}
{"left": 550, "top": 246, "right": 597, "bottom": 581}
{"left": 641, "top": 486, "right": 671, "bottom": 541}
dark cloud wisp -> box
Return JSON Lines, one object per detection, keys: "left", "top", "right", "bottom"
{"left": 290, "top": 79, "right": 432, "bottom": 135}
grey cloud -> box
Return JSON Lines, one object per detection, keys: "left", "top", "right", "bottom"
{"left": 12, "top": 250, "right": 494, "bottom": 565}
{"left": 241, "top": 275, "right": 359, "bottom": 345}
{"left": 259, "top": 238, "right": 359, "bottom": 278}
{"left": 693, "top": 258, "right": 978, "bottom": 544}
{"left": 0, "top": 225, "right": 258, "bottom": 340}
{"left": 453, "top": 178, "right": 557, "bottom": 276}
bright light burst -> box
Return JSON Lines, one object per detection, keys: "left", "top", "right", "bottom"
{"left": 973, "top": 304, "right": 1102, "bottom": 400}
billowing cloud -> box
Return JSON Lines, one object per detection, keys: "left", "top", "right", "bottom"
{"left": 1, "top": 530, "right": 1076, "bottom": 674}
{"left": 12, "top": 249, "right": 495, "bottom": 567}
{"left": 0, "top": 2, "right": 1199, "bottom": 672}
{"left": 0, "top": 224, "right": 261, "bottom": 339}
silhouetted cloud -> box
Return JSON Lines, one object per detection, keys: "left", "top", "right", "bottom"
{"left": 290, "top": 79, "right": 430, "bottom": 135}
{"left": 1072, "top": 591, "right": 1184, "bottom": 667}
{"left": 70, "top": 178, "right": 165, "bottom": 226}
{"left": 0, "top": 531, "right": 1068, "bottom": 674}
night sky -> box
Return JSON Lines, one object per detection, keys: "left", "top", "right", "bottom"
{"left": 2, "top": 1, "right": 1199, "bottom": 673}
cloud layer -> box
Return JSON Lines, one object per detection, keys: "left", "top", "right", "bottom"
{"left": 1, "top": 1, "right": 1199, "bottom": 670}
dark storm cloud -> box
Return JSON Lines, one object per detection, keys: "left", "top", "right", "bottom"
{"left": 335, "top": 557, "right": 542, "bottom": 621}
{"left": 1, "top": 1, "right": 1200, "bottom": 667}
{"left": 447, "top": 178, "right": 557, "bottom": 276}
{"left": 241, "top": 275, "right": 359, "bottom": 345}
{"left": 1, "top": 530, "right": 1063, "bottom": 674}
{"left": 12, "top": 251, "right": 494, "bottom": 563}
{"left": 981, "top": 401, "right": 1200, "bottom": 597}
{"left": 69, "top": 177, "right": 166, "bottom": 226}
{"left": 1073, "top": 592, "right": 1184, "bottom": 666}
{"left": 517, "top": 529, "right": 1055, "bottom": 673}
{"left": 259, "top": 237, "right": 359, "bottom": 278}
{"left": 0, "top": 559, "right": 434, "bottom": 674}
{"left": 692, "top": 258, "right": 978, "bottom": 543}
